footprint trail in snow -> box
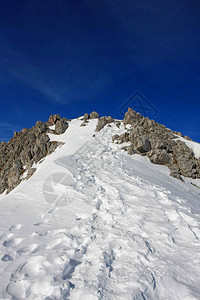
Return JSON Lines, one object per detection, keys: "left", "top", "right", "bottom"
{"left": 0, "top": 118, "right": 200, "bottom": 299}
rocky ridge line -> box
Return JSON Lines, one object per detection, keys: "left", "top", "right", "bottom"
{"left": 111, "top": 108, "right": 200, "bottom": 180}
{"left": 1, "top": 109, "right": 199, "bottom": 195}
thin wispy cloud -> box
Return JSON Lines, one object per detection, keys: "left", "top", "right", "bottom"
{"left": 10, "top": 65, "right": 64, "bottom": 104}
{"left": 0, "top": 37, "right": 113, "bottom": 105}
{"left": 0, "top": 37, "right": 66, "bottom": 104}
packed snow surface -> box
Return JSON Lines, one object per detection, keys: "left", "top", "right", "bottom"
{"left": 0, "top": 118, "right": 200, "bottom": 299}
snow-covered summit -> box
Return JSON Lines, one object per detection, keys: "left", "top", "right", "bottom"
{"left": 0, "top": 114, "right": 200, "bottom": 299}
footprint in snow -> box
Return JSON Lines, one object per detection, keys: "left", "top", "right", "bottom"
{"left": 17, "top": 244, "right": 39, "bottom": 255}
{"left": 1, "top": 254, "right": 14, "bottom": 261}
{"left": 33, "top": 218, "right": 50, "bottom": 226}
{"left": 62, "top": 259, "right": 81, "bottom": 280}
{"left": 9, "top": 224, "right": 22, "bottom": 231}
{"left": 3, "top": 238, "right": 23, "bottom": 248}
{"left": 6, "top": 233, "right": 14, "bottom": 239}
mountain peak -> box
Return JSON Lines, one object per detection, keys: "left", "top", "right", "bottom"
{"left": 0, "top": 111, "right": 200, "bottom": 299}
{"left": 0, "top": 109, "right": 200, "bottom": 196}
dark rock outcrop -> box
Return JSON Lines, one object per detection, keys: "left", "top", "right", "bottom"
{"left": 90, "top": 111, "right": 99, "bottom": 119}
{"left": 96, "top": 116, "right": 114, "bottom": 132}
{"left": 46, "top": 114, "right": 69, "bottom": 134}
{"left": 0, "top": 115, "right": 68, "bottom": 194}
{"left": 47, "top": 114, "right": 61, "bottom": 125}
{"left": 1, "top": 108, "right": 199, "bottom": 195}
{"left": 54, "top": 119, "right": 69, "bottom": 134}
{"left": 80, "top": 112, "right": 99, "bottom": 126}
{"left": 113, "top": 108, "right": 200, "bottom": 180}
{"left": 84, "top": 113, "right": 89, "bottom": 122}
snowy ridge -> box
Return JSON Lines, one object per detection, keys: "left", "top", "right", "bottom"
{"left": 0, "top": 118, "right": 200, "bottom": 299}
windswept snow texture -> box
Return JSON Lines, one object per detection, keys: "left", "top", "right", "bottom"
{"left": 0, "top": 118, "right": 200, "bottom": 300}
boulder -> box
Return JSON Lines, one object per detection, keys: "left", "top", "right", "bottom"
{"left": 96, "top": 116, "right": 114, "bottom": 132}
{"left": 149, "top": 150, "right": 171, "bottom": 165}
{"left": 84, "top": 113, "right": 89, "bottom": 122}
{"left": 26, "top": 168, "right": 36, "bottom": 180}
{"left": 90, "top": 111, "right": 99, "bottom": 119}
{"left": 48, "top": 114, "right": 61, "bottom": 125}
{"left": 55, "top": 119, "right": 68, "bottom": 134}
{"left": 118, "top": 132, "right": 130, "bottom": 144}
{"left": 134, "top": 137, "right": 151, "bottom": 153}
{"left": 112, "top": 134, "right": 120, "bottom": 142}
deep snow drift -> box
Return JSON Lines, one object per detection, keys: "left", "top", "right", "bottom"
{"left": 0, "top": 118, "right": 200, "bottom": 300}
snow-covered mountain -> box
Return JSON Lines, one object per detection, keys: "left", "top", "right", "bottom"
{"left": 0, "top": 113, "right": 200, "bottom": 299}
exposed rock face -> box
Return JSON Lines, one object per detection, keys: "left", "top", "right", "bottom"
{"left": 90, "top": 111, "right": 99, "bottom": 119}
{"left": 113, "top": 108, "right": 200, "bottom": 180}
{"left": 84, "top": 113, "right": 89, "bottom": 122}
{"left": 54, "top": 119, "right": 68, "bottom": 134}
{"left": 96, "top": 116, "right": 114, "bottom": 132}
{"left": 80, "top": 112, "right": 99, "bottom": 126}
{"left": 47, "top": 114, "right": 69, "bottom": 134}
{"left": 134, "top": 137, "right": 151, "bottom": 153}
{"left": 48, "top": 114, "right": 61, "bottom": 125}
{"left": 1, "top": 108, "right": 199, "bottom": 196}
{"left": 0, "top": 115, "right": 68, "bottom": 194}
{"left": 26, "top": 168, "right": 37, "bottom": 180}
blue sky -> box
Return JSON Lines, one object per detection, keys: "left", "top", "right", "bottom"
{"left": 0, "top": 0, "right": 200, "bottom": 142}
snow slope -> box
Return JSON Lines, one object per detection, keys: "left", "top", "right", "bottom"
{"left": 0, "top": 118, "right": 200, "bottom": 300}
